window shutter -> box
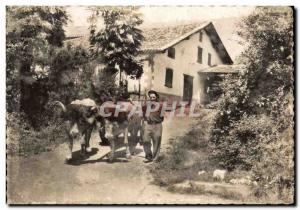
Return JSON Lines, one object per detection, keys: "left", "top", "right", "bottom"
{"left": 165, "top": 68, "right": 173, "bottom": 88}
{"left": 167, "top": 47, "right": 175, "bottom": 59}
{"left": 199, "top": 31, "right": 203, "bottom": 42}
{"left": 197, "top": 47, "right": 203, "bottom": 64}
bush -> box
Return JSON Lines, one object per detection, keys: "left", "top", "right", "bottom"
{"left": 210, "top": 7, "right": 294, "bottom": 202}
{"left": 7, "top": 111, "right": 68, "bottom": 156}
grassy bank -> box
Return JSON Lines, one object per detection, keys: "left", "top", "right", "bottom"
{"left": 150, "top": 109, "right": 218, "bottom": 186}
{"left": 6, "top": 112, "right": 68, "bottom": 156}
{"left": 149, "top": 109, "right": 291, "bottom": 203}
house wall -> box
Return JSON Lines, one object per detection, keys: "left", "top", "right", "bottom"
{"left": 133, "top": 29, "right": 225, "bottom": 103}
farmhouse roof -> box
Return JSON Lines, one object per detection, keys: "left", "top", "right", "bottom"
{"left": 65, "top": 21, "right": 233, "bottom": 64}
{"left": 141, "top": 22, "right": 207, "bottom": 51}
{"left": 141, "top": 21, "right": 233, "bottom": 64}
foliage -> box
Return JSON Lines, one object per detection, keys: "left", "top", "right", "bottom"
{"left": 6, "top": 6, "right": 95, "bottom": 128}
{"left": 91, "top": 66, "right": 118, "bottom": 103}
{"left": 48, "top": 43, "right": 94, "bottom": 104}
{"left": 6, "top": 111, "right": 67, "bottom": 156}
{"left": 89, "top": 7, "right": 144, "bottom": 82}
{"left": 210, "top": 7, "right": 294, "bottom": 202}
{"left": 6, "top": 6, "right": 68, "bottom": 126}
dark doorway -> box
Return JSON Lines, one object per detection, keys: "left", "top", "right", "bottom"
{"left": 183, "top": 74, "right": 193, "bottom": 103}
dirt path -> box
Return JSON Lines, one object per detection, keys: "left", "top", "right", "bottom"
{"left": 7, "top": 116, "right": 238, "bottom": 204}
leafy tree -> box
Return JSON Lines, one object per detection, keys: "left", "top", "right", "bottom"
{"left": 89, "top": 6, "right": 144, "bottom": 87}
{"left": 6, "top": 6, "right": 68, "bottom": 126}
{"left": 210, "top": 7, "right": 293, "bottom": 200}
{"left": 6, "top": 6, "right": 68, "bottom": 118}
{"left": 48, "top": 43, "right": 93, "bottom": 104}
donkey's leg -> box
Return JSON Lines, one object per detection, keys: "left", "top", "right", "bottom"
{"left": 80, "top": 134, "right": 86, "bottom": 155}
{"left": 124, "top": 127, "right": 131, "bottom": 159}
{"left": 108, "top": 137, "right": 116, "bottom": 163}
{"left": 84, "top": 127, "right": 93, "bottom": 153}
{"left": 128, "top": 127, "right": 138, "bottom": 155}
{"left": 66, "top": 136, "right": 74, "bottom": 161}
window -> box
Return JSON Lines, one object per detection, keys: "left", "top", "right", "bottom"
{"left": 167, "top": 47, "right": 175, "bottom": 59}
{"left": 197, "top": 47, "right": 203, "bottom": 64}
{"left": 208, "top": 53, "right": 212, "bottom": 66}
{"left": 165, "top": 68, "right": 173, "bottom": 88}
{"left": 199, "top": 31, "right": 203, "bottom": 42}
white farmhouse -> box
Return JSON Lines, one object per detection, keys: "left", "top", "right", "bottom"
{"left": 127, "top": 21, "right": 239, "bottom": 104}
{"left": 66, "top": 21, "right": 241, "bottom": 104}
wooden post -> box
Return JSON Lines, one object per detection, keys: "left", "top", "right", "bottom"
{"left": 138, "top": 79, "right": 141, "bottom": 100}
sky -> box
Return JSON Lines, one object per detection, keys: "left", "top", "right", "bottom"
{"left": 140, "top": 6, "right": 254, "bottom": 25}
{"left": 65, "top": 6, "right": 255, "bottom": 61}
{"left": 67, "top": 6, "right": 254, "bottom": 27}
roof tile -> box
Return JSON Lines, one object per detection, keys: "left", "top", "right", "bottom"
{"left": 141, "top": 22, "right": 207, "bottom": 51}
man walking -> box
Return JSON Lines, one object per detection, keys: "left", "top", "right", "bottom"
{"left": 142, "top": 90, "right": 164, "bottom": 163}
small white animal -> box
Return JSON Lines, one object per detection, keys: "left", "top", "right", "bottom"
{"left": 238, "top": 178, "right": 250, "bottom": 185}
{"left": 213, "top": 169, "right": 227, "bottom": 181}
{"left": 198, "top": 170, "right": 207, "bottom": 176}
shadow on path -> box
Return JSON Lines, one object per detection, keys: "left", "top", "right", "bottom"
{"left": 66, "top": 147, "right": 144, "bottom": 166}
